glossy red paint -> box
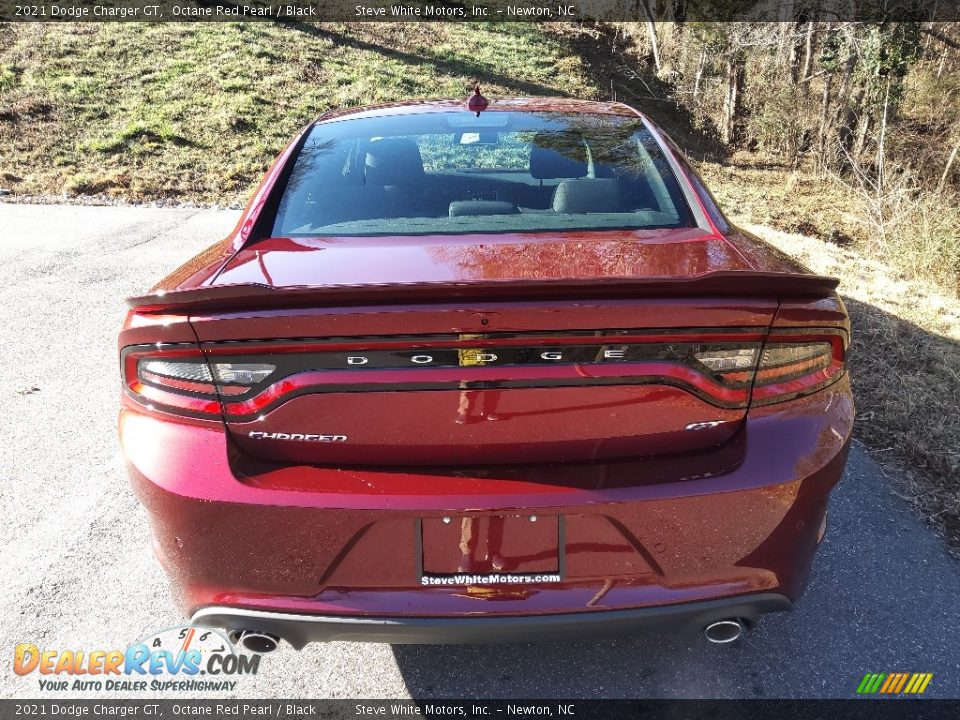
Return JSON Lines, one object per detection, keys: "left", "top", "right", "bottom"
{"left": 121, "top": 376, "right": 852, "bottom": 616}
{"left": 119, "top": 98, "right": 853, "bottom": 643}
{"left": 212, "top": 229, "right": 752, "bottom": 287}
{"left": 227, "top": 384, "right": 746, "bottom": 465}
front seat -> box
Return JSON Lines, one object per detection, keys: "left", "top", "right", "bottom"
{"left": 520, "top": 138, "right": 589, "bottom": 213}
{"left": 552, "top": 178, "right": 623, "bottom": 214}
{"left": 364, "top": 138, "right": 430, "bottom": 218}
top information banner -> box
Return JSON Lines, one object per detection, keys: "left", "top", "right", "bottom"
{"left": 1, "top": 0, "right": 959, "bottom": 23}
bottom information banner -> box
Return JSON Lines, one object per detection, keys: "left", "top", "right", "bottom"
{"left": 2, "top": 700, "right": 960, "bottom": 720}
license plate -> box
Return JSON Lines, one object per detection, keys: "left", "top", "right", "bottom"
{"left": 418, "top": 514, "right": 564, "bottom": 586}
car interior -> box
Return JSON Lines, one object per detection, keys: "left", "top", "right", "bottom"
{"left": 273, "top": 115, "right": 693, "bottom": 236}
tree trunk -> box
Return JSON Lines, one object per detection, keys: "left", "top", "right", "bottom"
{"left": 936, "top": 140, "right": 959, "bottom": 192}
{"left": 777, "top": 2, "right": 795, "bottom": 69}
{"left": 800, "top": 22, "right": 815, "bottom": 96}
{"left": 646, "top": 20, "right": 661, "bottom": 73}
{"left": 853, "top": 112, "right": 872, "bottom": 162}
{"left": 817, "top": 71, "right": 834, "bottom": 172}
{"left": 832, "top": 42, "right": 858, "bottom": 165}
{"left": 877, "top": 76, "right": 891, "bottom": 193}
{"left": 692, "top": 48, "right": 706, "bottom": 102}
{"left": 723, "top": 54, "right": 746, "bottom": 145}
{"left": 637, "top": 2, "right": 661, "bottom": 73}
{"left": 789, "top": 22, "right": 802, "bottom": 83}
{"left": 836, "top": 28, "right": 857, "bottom": 109}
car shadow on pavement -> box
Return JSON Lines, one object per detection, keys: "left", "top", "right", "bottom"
{"left": 839, "top": 296, "right": 960, "bottom": 548}
{"left": 390, "top": 445, "right": 960, "bottom": 699}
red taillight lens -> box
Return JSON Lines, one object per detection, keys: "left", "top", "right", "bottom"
{"left": 750, "top": 332, "right": 846, "bottom": 406}
{"left": 123, "top": 348, "right": 220, "bottom": 417}
{"left": 122, "top": 346, "right": 275, "bottom": 417}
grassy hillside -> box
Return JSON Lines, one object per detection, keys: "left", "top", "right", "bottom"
{"left": 0, "top": 23, "right": 598, "bottom": 203}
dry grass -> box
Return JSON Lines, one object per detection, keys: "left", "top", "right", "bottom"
{"left": 700, "top": 155, "right": 960, "bottom": 294}
{"left": 700, "top": 154, "right": 861, "bottom": 244}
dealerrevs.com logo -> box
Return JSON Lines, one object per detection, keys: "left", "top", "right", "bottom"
{"left": 13, "top": 627, "right": 261, "bottom": 692}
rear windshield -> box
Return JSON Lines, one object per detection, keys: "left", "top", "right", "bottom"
{"left": 272, "top": 111, "right": 694, "bottom": 237}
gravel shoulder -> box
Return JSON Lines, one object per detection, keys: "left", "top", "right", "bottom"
{"left": 1, "top": 204, "right": 957, "bottom": 700}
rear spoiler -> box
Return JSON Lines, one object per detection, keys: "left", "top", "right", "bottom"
{"left": 128, "top": 271, "right": 839, "bottom": 313}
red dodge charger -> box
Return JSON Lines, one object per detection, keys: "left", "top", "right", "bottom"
{"left": 119, "top": 96, "right": 853, "bottom": 651}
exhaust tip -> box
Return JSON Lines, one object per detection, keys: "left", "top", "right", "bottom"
{"left": 704, "top": 619, "right": 745, "bottom": 644}
{"left": 231, "top": 631, "right": 280, "bottom": 654}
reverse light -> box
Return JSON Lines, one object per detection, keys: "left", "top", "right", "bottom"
{"left": 141, "top": 360, "right": 213, "bottom": 382}
{"left": 694, "top": 347, "right": 758, "bottom": 371}
{"left": 211, "top": 363, "right": 275, "bottom": 385}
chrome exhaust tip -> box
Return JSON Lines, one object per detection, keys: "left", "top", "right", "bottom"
{"left": 231, "top": 631, "right": 280, "bottom": 654}
{"left": 704, "top": 619, "right": 745, "bottom": 644}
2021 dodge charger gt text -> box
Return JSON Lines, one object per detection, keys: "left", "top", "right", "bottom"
{"left": 119, "top": 96, "right": 853, "bottom": 649}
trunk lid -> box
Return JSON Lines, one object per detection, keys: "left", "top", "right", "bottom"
{"left": 133, "top": 230, "right": 837, "bottom": 467}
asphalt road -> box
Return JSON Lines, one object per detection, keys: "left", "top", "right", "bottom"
{"left": 1, "top": 203, "right": 958, "bottom": 700}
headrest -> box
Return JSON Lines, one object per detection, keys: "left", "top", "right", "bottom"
{"left": 529, "top": 137, "right": 587, "bottom": 180}
{"left": 552, "top": 179, "right": 622, "bottom": 214}
{"left": 449, "top": 200, "right": 518, "bottom": 217}
{"left": 365, "top": 138, "right": 424, "bottom": 186}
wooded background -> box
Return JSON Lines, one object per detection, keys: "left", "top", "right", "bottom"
{"left": 600, "top": 20, "right": 960, "bottom": 292}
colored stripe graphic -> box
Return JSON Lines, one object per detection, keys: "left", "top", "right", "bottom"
{"left": 905, "top": 673, "right": 934, "bottom": 694}
{"left": 857, "top": 672, "right": 932, "bottom": 694}
{"left": 856, "top": 674, "right": 886, "bottom": 694}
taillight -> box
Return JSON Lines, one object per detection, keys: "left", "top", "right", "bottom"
{"left": 750, "top": 331, "right": 846, "bottom": 406}
{"left": 122, "top": 329, "right": 846, "bottom": 419}
{"left": 122, "top": 345, "right": 275, "bottom": 417}
{"left": 198, "top": 335, "right": 770, "bottom": 417}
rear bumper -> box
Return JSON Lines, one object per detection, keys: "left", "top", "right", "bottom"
{"left": 192, "top": 593, "right": 792, "bottom": 647}
{"left": 122, "top": 376, "right": 853, "bottom": 641}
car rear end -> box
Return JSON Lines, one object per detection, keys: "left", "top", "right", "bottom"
{"left": 118, "top": 100, "right": 853, "bottom": 646}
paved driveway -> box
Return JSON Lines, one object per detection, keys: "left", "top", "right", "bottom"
{"left": 0, "top": 204, "right": 957, "bottom": 699}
